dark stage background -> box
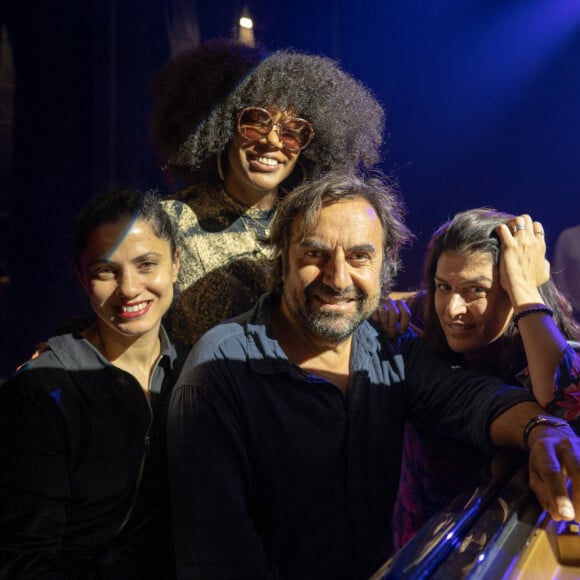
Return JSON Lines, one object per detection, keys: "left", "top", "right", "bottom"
{"left": 1, "top": 0, "right": 579, "bottom": 376}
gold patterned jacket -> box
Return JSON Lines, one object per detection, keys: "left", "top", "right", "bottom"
{"left": 162, "top": 181, "right": 275, "bottom": 345}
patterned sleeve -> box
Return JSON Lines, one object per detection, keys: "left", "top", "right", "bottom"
{"left": 538, "top": 344, "right": 580, "bottom": 433}
{"left": 161, "top": 199, "right": 202, "bottom": 291}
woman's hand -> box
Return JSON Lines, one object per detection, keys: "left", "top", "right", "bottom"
{"left": 495, "top": 214, "right": 550, "bottom": 307}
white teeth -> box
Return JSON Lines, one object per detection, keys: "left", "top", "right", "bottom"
{"left": 122, "top": 302, "right": 148, "bottom": 313}
{"left": 257, "top": 157, "right": 278, "bottom": 166}
{"left": 321, "top": 297, "right": 350, "bottom": 304}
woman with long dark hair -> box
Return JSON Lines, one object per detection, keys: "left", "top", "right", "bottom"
{"left": 381, "top": 208, "right": 580, "bottom": 550}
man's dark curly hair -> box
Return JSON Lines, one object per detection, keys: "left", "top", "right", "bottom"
{"left": 152, "top": 43, "right": 386, "bottom": 182}
{"left": 269, "top": 171, "right": 412, "bottom": 296}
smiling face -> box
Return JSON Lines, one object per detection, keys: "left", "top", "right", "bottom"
{"left": 225, "top": 108, "right": 302, "bottom": 201}
{"left": 78, "top": 217, "right": 179, "bottom": 341}
{"left": 281, "top": 197, "right": 383, "bottom": 346}
{"left": 434, "top": 250, "right": 513, "bottom": 357}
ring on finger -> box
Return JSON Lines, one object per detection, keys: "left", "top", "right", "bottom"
{"left": 515, "top": 224, "right": 526, "bottom": 231}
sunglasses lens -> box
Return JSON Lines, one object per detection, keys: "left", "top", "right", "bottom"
{"left": 279, "top": 120, "right": 314, "bottom": 151}
{"left": 238, "top": 108, "right": 272, "bottom": 140}
{"left": 237, "top": 108, "right": 314, "bottom": 151}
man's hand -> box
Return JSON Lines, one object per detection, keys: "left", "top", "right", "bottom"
{"left": 491, "top": 403, "right": 580, "bottom": 521}
{"left": 528, "top": 426, "right": 580, "bottom": 521}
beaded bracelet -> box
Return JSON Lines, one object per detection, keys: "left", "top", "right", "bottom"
{"left": 513, "top": 305, "right": 554, "bottom": 328}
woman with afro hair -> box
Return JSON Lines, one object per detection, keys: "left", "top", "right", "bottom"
{"left": 150, "top": 38, "right": 386, "bottom": 345}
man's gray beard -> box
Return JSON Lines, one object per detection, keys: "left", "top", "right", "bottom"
{"left": 300, "top": 306, "right": 369, "bottom": 344}
{"left": 284, "top": 280, "right": 381, "bottom": 344}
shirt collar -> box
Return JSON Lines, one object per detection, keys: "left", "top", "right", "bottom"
{"left": 159, "top": 323, "right": 178, "bottom": 367}
{"left": 244, "top": 292, "right": 380, "bottom": 376}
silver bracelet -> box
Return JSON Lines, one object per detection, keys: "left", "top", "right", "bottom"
{"left": 523, "top": 415, "right": 568, "bottom": 449}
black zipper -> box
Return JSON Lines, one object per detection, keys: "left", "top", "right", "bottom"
{"left": 111, "top": 365, "right": 156, "bottom": 540}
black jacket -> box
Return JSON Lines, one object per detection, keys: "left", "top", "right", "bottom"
{"left": 0, "top": 329, "right": 188, "bottom": 579}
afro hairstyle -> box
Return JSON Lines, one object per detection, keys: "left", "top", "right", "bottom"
{"left": 150, "top": 38, "right": 271, "bottom": 166}
{"left": 164, "top": 48, "right": 386, "bottom": 180}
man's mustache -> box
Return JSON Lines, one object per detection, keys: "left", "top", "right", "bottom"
{"left": 304, "top": 282, "right": 364, "bottom": 301}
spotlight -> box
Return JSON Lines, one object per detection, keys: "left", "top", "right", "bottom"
{"left": 238, "top": 12, "right": 255, "bottom": 46}
{"left": 240, "top": 17, "right": 253, "bottom": 30}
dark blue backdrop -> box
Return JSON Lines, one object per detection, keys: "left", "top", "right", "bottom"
{"left": 1, "top": 0, "right": 579, "bottom": 375}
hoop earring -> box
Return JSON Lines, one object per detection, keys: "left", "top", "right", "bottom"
{"left": 217, "top": 152, "right": 225, "bottom": 181}
{"left": 281, "top": 161, "right": 307, "bottom": 195}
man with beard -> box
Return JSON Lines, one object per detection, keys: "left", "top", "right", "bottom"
{"left": 167, "top": 172, "right": 580, "bottom": 580}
